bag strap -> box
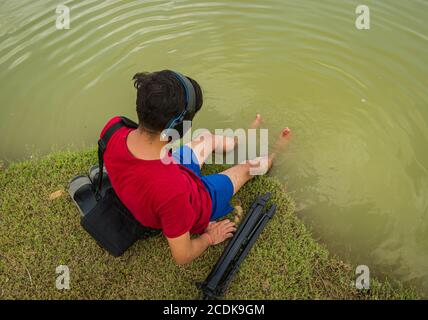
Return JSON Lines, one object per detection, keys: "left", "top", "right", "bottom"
{"left": 95, "top": 116, "right": 138, "bottom": 200}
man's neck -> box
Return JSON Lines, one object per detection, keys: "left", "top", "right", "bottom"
{"left": 126, "top": 128, "right": 167, "bottom": 160}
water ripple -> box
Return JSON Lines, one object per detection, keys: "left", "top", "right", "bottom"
{"left": 1, "top": 0, "right": 428, "bottom": 296}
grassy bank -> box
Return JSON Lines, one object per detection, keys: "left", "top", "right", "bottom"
{"left": 0, "top": 149, "right": 418, "bottom": 299}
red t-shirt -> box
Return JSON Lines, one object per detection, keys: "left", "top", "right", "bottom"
{"left": 100, "top": 117, "right": 212, "bottom": 238}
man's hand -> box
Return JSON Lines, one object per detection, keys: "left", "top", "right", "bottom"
{"left": 166, "top": 219, "right": 237, "bottom": 265}
{"left": 205, "top": 219, "right": 237, "bottom": 245}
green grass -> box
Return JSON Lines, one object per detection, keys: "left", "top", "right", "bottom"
{"left": 0, "top": 149, "right": 419, "bottom": 299}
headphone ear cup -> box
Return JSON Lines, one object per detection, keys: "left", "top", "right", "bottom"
{"left": 172, "top": 111, "right": 187, "bottom": 136}
{"left": 162, "top": 110, "right": 188, "bottom": 140}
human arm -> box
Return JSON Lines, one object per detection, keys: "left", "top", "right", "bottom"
{"left": 166, "top": 219, "right": 236, "bottom": 265}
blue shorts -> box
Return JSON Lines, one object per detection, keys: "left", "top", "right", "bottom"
{"left": 172, "top": 145, "right": 234, "bottom": 220}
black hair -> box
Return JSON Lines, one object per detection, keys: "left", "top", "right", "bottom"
{"left": 132, "top": 70, "right": 203, "bottom": 133}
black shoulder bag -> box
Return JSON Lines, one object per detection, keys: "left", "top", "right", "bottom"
{"left": 81, "top": 116, "right": 161, "bottom": 257}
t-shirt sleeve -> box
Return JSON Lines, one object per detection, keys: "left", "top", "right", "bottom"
{"left": 158, "top": 192, "right": 195, "bottom": 238}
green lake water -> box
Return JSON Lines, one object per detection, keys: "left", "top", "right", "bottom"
{"left": 1, "top": 0, "right": 427, "bottom": 295}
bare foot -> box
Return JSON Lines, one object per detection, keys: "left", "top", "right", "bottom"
{"left": 246, "top": 127, "right": 291, "bottom": 175}
{"left": 250, "top": 113, "right": 263, "bottom": 129}
{"left": 234, "top": 113, "right": 264, "bottom": 145}
{"left": 271, "top": 127, "right": 291, "bottom": 160}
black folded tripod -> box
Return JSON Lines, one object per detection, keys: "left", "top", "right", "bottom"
{"left": 198, "top": 192, "right": 277, "bottom": 299}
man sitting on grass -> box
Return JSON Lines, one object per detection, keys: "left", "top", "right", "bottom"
{"left": 101, "top": 70, "right": 290, "bottom": 265}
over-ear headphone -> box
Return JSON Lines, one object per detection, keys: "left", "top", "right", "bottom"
{"left": 161, "top": 71, "right": 197, "bottom": 140}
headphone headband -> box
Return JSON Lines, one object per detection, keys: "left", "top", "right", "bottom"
{"left": 161, "top": 71, "right": 197, "bottom": 140}
{"left": 171, "top": 70, "right": 196, "bottom": 115}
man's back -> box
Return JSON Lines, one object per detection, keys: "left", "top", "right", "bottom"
{"left": 101, "top": 116, "right": 212, "bottom": 238}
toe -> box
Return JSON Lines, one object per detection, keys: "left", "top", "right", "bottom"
{"left": 280, "top": 128, "right": 291, "bottom": 138}
{"left": 250, "top": 113, "right": 263, "bottom": 129}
